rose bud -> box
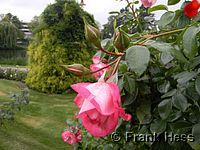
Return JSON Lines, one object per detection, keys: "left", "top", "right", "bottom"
{"left": 61, "top": 130, "right": 82, "bottom": 145}
{"left": 63, "top": 64, "right": 90, "bottom": 77}
{"left": 84, "top": 20, "right": 101, "bottom": 48}
{"left": 141, "top": 0, "right": 157, "bottom": 8}
{"left": 113, "top": 30, "right": 130, "bottom": 52}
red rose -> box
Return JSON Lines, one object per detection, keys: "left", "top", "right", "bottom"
{"left": 61, "top": 130, "right": 82, "bottom": 145}
{"left": 184, "top": 0, "right": 200, "bottom": 18}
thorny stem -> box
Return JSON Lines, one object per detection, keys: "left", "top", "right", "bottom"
{"left": 125, "top": 0, "right": 136, "bottom": 18}
{"left": 90, "top": 58, "right": 118, "bottom": 74}
{"left": 111, "top": 56, "right": 122, "bottom": 76}
{"left": 125, "top": 0, "right": 143, "bottom": 32}
{"left": 135, "top": 28, "right": 185, "bottom": 45}
{"left": 99, "top": 47, "right": 124, "bottom": 56}
{"left": 99, "top": 28, "right": 184, "bottom": 58}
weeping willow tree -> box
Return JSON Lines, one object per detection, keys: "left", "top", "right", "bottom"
{"left": 0, "top": 21, "right": 18, "bottom": 49}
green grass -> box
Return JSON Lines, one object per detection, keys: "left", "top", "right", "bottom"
{"left": 0, "top": 80, "right": 77, "bottom": 150}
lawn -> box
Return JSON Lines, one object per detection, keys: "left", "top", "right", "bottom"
{"left": 0, "top": 79, "right": 77, "bottom": 150}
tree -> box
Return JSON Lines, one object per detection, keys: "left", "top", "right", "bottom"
{"left": 0, "top": 13, "right": 24, "bottom": 49}
{"left": 28, "top": 16, "right": 40, "bottom": 33}
{"left": 1, "top": 13, "right": 22, "bottom": 29}
{"left": 101, "top": 6, "right": 157, "bottom": 39}
{"left": 26, "top": 0, "right": 96, "bottom": 93}
{"left": 0, "top": 21, "right": 18, "bottom": 49}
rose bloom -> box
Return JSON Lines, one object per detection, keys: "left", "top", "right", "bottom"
{"left": 141, "top": 0, "right": 157, "bottom": 8}
{"left": 90, "top": 56, "right": 110, "bottom": 80}
{"left": 61, "top": 130, "right": 82, "bottom": 145}
{"left": 184, "top": 0, "right": 200, "bottom": 18}
{"left": 71, "top": 81, "right": 131, "bottom": 137}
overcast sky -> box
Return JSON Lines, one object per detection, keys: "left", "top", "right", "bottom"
{"left": 0, "top": 0, "right": 182, "bottom": 25}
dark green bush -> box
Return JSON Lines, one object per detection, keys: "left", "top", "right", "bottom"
{"left": 26, "top": 0, "right": 96, "bottom": 93}
{"left": 0, "top": 49, "right": 27, "bottom": 66}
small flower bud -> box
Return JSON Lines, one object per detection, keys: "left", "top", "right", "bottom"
{"left": 62, "top": 64, "right": 90, "bottom": 77}
{"left": 113, "top": 30, "right": 130, "bottom": 52}
{"left": 84, "top": 20, "right": 101, "bottom": 48}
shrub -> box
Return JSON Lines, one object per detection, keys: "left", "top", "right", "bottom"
{"left": 64, "top": 0, "right": 200, "bottom": 149}
{"left": 26, "top": 0, "right": 96, "bottom": 93}
{"left": 0, "top": 88, "right": 29, "bottom": 125}
{"left": 0, "top": 66, "right": 28, "bottom": 82}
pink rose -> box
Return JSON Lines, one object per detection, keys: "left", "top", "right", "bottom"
{"left": 71, "top": 81, "right": 131, "bottom": 137}
{"left": 141, "top": 0, "right": 156, "bottom": 8}
{"left": 61, "top": 130, "right": 82, "bottom": 145}
{"left": 90, "top": 56, "right": 110, "bottom": 80}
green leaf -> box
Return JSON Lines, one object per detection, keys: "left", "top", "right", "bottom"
{"left": 189, "top": 56, "right": 200, "bottom": 69}
{"left": 138, "top": 125, "right": 150, "bottom": 134}
{"left": 126, "top": 46, "right": 150, "bottom": 76}
{"left": 161, "top": 89, "right": 177, "bottom": 99}
{"left": 160, "top": 52, "right": 173, "bottom": 65}
{"left": 168, "top": 0, "right": 181, "bottom": 5}
{"left": 157, "top": 80, "right": 170, "bottom": 93}
{"left": 113, "top": 18, "right": 117, "bottom": 31}
{"left": 167, "top": 110, "right": 182, "bottom": 122}
{"left": 172, "top": 93, "right": 188, "bottom": 112}
{"left": 101, "top": 38, "right": 112, "bottom": 49}
{"left": 109, "top": 11, "right": 120, "bottom": 15}
{"left": 148, "top": 5, "right": 168, "bottom": 13}
{"left": 107, "top": 71, "right": 118, "bottom": 84}
{"left": 117, "top": 77, "right": 124, "bottom": 91}
{"left": 174, "top": 71, "right": 198, "bottom": 85}
{"left": 145, "top": 40, "right": 188, "bottom": 63}
{"left": 118, "top": 63, "right": 127, "bottom": 73}
{"left": 136, "top": 100, "right": 151, "bottom": 124}
{"left": 170, "top": 120, "right": 192, "bottom": 134}
{"left": 158, "top": 11, "right": 176, "bottom": 28}
{"left": 145, "top": 40, "right": 173, "bottom": 52}
{"left": 169, "top": 48, "right": 189, "bottom": 64}
{"left": 122, "top": 90, "right": 138, "bottom": 106}
{"left": 123, "top": 74, "right": 135, "bottom": 94}
{"left": 183, "top": 26, "right": 200, "bottom": 60}
{"left": 192, "top": 123, "right": 200, "bottom": 144}
{"left": 176, "top": 12, "right": 190, "bottom": 28}
{"left": 188, "top": 142, "right": 200, "bottom": 150}
{"left": 195, "top": 76, "right": 200, "bottom": 96}
{"left": 150, "top": 119, "right": 167, "bottom": 134}
{"left": 158, "top": 99, "right": 172, "bottom": 119}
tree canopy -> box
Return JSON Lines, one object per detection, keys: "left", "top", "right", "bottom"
{"left": 0, "top": 13, "right": 24, "bottom": 49}
{"left": 26, "top": 0, "right": 96, "bottom": 93}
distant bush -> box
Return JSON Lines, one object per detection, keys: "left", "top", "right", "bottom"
{"left": 26, "top": 0, "right": 96, "bottom": 93}
{"left": 0, "top": 66, "right": 28, "bottom": 81}
{"left": 0, "top": 89, "right": 29, "bottom": 125}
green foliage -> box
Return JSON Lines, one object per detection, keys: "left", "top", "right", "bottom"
{"left": 0, "top": 49, "right": 27, "bottom": 66}
{"left": 0, "top": 13, "right": 22, "bottom": 29}
{"left": 126, "top": 46, "right": 150, "bottom": 76}
{"left": 0, "top": 88, "right": 29, "bottom": 125}
{"left": 0, "top": 22, "right": 18, "bottom": 49}
{"left": 0, "top": 13, "right": 24, "bottom": 48}
{"left": 74, "top": 0, "right": 200, "bottom": 149}
{"left": 26, "top": 0, "right": 96, "bottom": 93}
{"left": 148, "top": 4, "right": 168, "bottom": 13}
